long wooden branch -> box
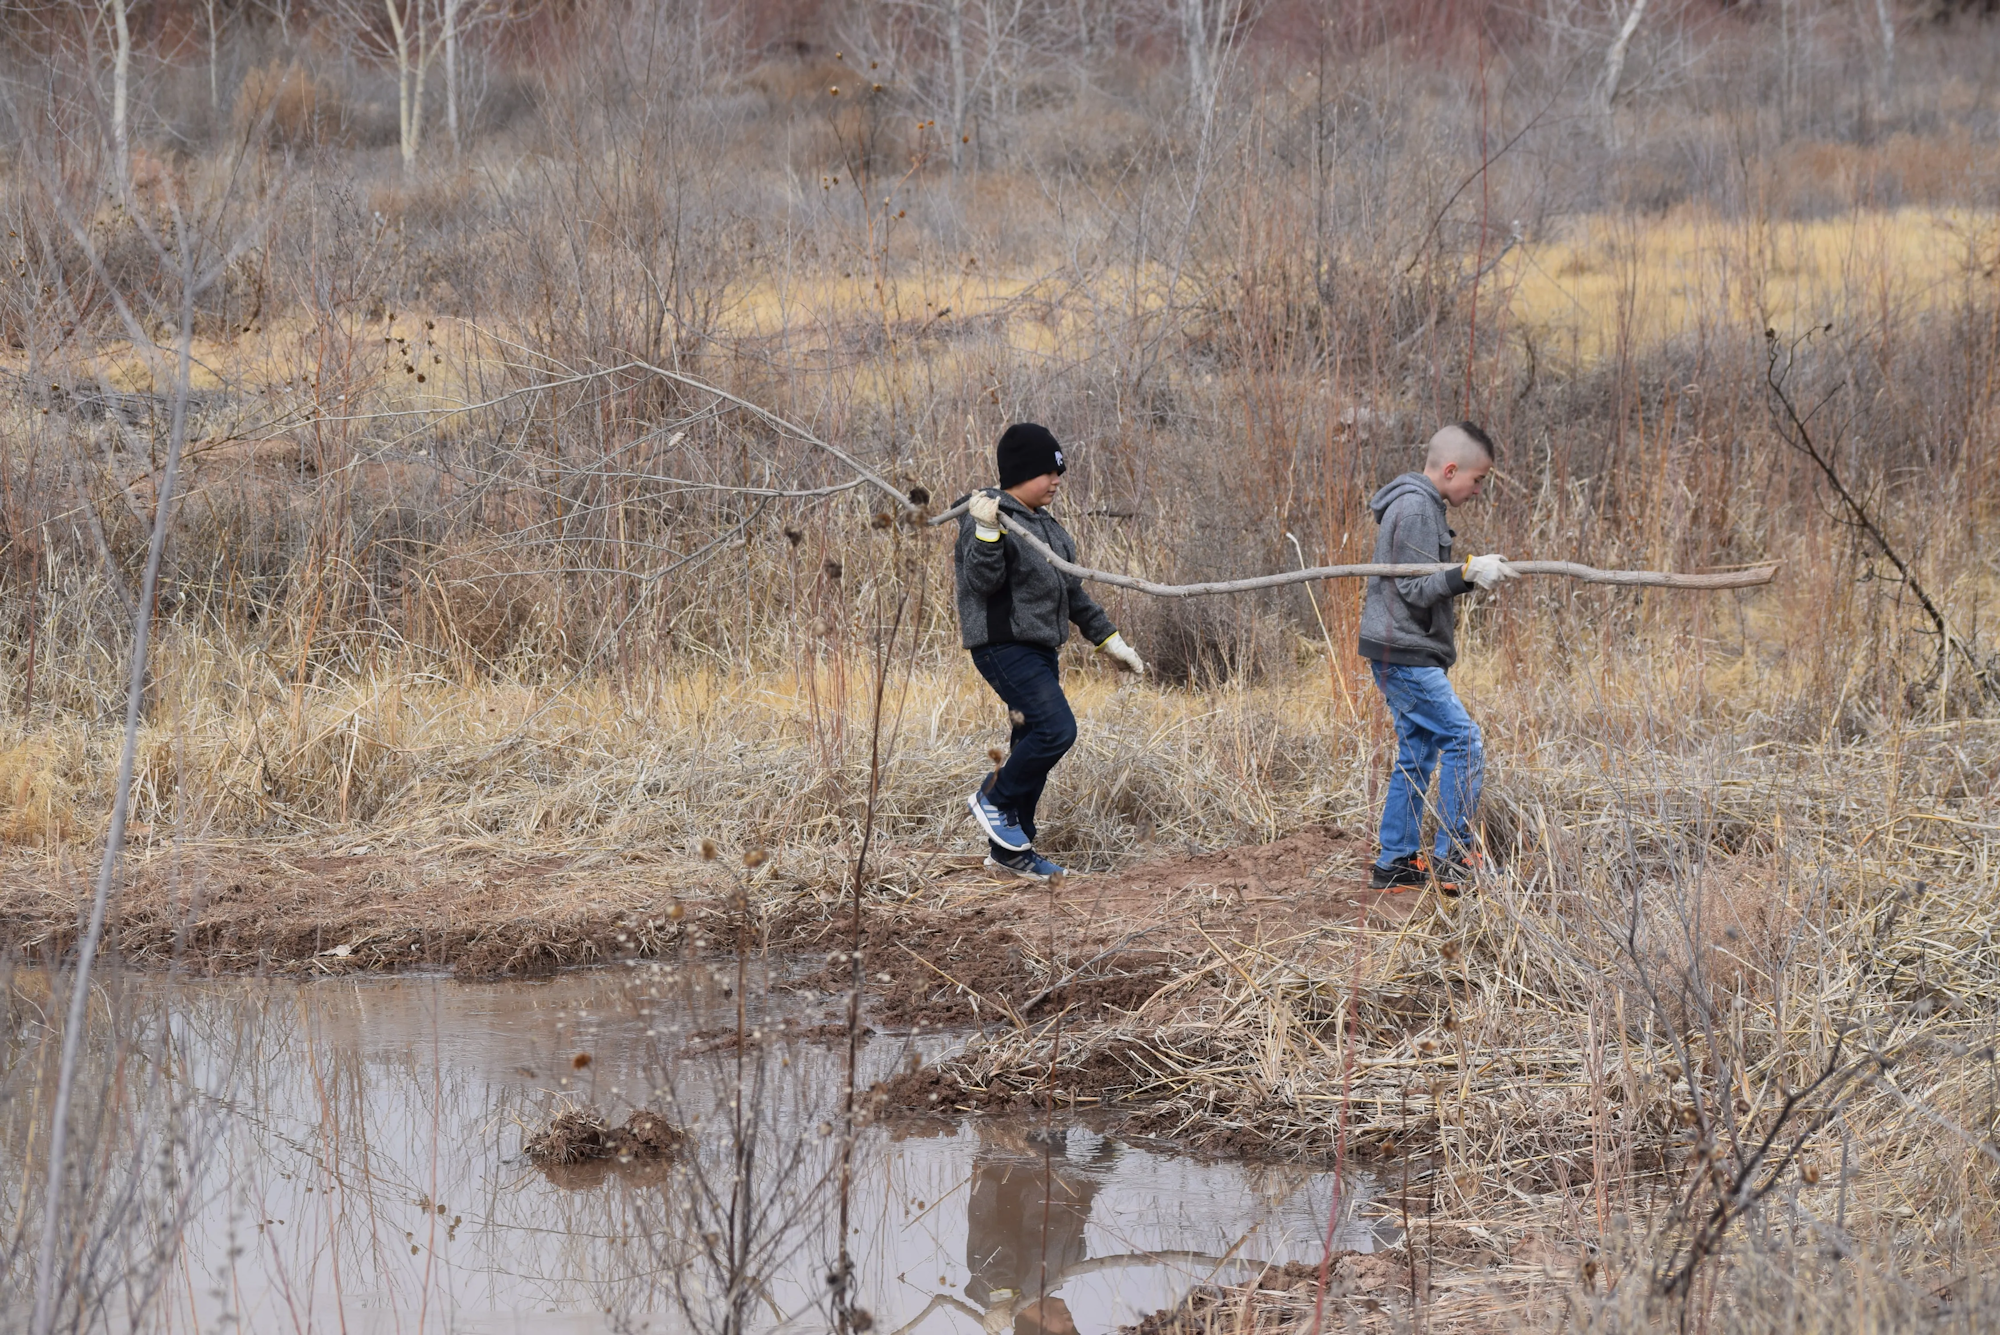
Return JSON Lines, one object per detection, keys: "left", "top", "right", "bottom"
{"left": 609, "top": 365, "right": 1778, "bottom": 597}
{"left": 929, "top": 499, "right": 1779, "bottom": 596}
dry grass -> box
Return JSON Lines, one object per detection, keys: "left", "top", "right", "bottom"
{"left": 5, "top": 7, "right": 2000, "bottom": 1329}
{"left": 1506, "top": 206, "right": 2000, "bottom": 361}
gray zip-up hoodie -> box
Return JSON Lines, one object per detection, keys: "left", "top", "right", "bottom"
{"left": 1356, "top": 472, "right": 1474, "bottom": 669}
{"left": 954, "top": 490, "right": 1118, "bottom": 652}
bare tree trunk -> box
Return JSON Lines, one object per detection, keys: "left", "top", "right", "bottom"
{"left": 1599, "top": 0, "right": 1649, "bottom": 113}
{"left": 444, "top": 0, "right": 460, "bottom": 155}
{"left": 204, "top": 0, "right": 221, "bottom": 113}
{"left": 946, "top": 0, "right": 966, "bottom": 169}
{"left": 385, "top": 0, "right": 428, "bottom": 172}
{"left": 107, "top": 0, "right": 131, "bottom": 179}
{"left": 1181, "top": 0, "right": 1211, "bottom": 110}
{"left": 1779, "top": 0, "right": 1795, "bottom": 121}
{"left": 27, "top": 177, "right": 220, "bottom": 1335}
{"left": 1872, "top": 0, "right": 1895, "bottom": 99}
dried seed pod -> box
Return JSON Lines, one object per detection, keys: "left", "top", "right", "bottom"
{"left": 744, "top": 848, "right": 770, "bottom": 869}
{"left": 699, "top": 838, "right": 719, "bottom": 861}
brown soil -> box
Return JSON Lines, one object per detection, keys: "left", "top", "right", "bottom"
{"left": 1, "top": 825, "right": 1435, "bottom": 1137}
{"left": 0, "top": 826, "right": 1421, "bottom": 1090}
{"left": 778, "top": 826, "right": 1413, "bottom": 1032}
{"left": 0, "top": 822, "right": 1405, "bottom": 983}
{"left": 0, "top": 826, "right": 1436, "bottom": 1138}
{"left": 0, "top": 843, "right": 732, "bottom": 975}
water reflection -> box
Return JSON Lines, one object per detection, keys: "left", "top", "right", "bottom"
{"left": 965, "top": 1127, "right": 1111, "bottom": 1331}
{"left": 8, "top": 969, "right": 1391, "bottom": 1334}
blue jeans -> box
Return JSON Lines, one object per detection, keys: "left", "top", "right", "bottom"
{"left": 1370, "top": 661, "right": 1484, "bottom": 867}
{"left": 969, "top": 643, "right": 1077, "bottom": 855}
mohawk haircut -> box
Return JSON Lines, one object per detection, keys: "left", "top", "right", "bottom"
{"left": 1455, "top": 421, "right": 1496, "bottom": 460}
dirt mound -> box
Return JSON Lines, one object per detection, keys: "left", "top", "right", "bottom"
{"left": 779, "top": 826, "right": 1400, "bottom": 1030}
{"left": 0, "top": 825, "right": 1401, "bottom": 986}
{"left": 1062, "top": 825, "right": 1383, "bottom": 916}
{"left": 526, "top": 1106, "right": 686, "bottom": 1166}
{"left": 787, "top": 914, "right": 1176, "bottom": 1030}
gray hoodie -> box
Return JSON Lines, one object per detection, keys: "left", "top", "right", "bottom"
{"left": 1356, "top": 472, "right": 1474, "bottom": 669}
{"left": 954, "top": 490, "right": 1118, "bottom": 652}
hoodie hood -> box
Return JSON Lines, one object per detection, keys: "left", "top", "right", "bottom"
{"left": 1369, "top": 472, "right": 1443, "bottom": 523}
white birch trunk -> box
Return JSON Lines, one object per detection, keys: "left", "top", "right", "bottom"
{"left": 444, "top": 0, "right": 460, "bottom": 155}
{"left": 385, "top": 0, "right": 426, "bottom": 171}
{"left": 1181, "top": 0, "right": 1211, "bottom": 110}
{"left": 108, "top": 0, "right": 131, "bottom": 180}
{"left": 1598, "top": 0, "right": 1649, "bottom": 113}
{"left": 946, "top": 0, "right": 966, "bottom": 169}
{"left": 1872, "top": 0, "right": 1895, "bottom": 97}
{"left": 205, "top": 0, "right": 221, "bottom": 112}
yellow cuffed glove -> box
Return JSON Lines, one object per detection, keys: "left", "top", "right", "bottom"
{"left": 1462, "top": 553, "right": 1518, "bottom": 590}
{"left": 967, "top": 491, "right": 1003, "bottom": 542}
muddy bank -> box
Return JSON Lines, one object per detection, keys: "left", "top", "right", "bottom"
{"left": 0, "top": 825, "right": 1410, "bottom": 985}
{"left": 1, "top": 825, "right": 1460, "bottom": 1159}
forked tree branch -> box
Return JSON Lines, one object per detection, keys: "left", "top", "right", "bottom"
{"left": 491, "top": 363, "right": 1779, "bottom": 597}
{"left": 1763, "top": 330, "right": 1993, "bottom": 696}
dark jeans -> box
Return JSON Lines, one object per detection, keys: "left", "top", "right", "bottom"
{"left": 969, "top": 643, "right": 1077, "bottom": 856}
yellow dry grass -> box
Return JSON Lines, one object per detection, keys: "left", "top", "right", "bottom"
{"left": 1504, "top": 206, "right": 1998, "bottom": 361}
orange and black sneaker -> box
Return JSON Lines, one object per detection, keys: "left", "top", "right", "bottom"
{"left": 1369, "top": 855, "right": 1428, "bottom": 891}
{"left": 1431, "top": 853, "right": 1484, "bottom": 898}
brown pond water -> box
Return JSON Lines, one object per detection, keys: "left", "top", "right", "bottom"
{"left": 19, "top": 963, "right": 1396, "bottom": 1334}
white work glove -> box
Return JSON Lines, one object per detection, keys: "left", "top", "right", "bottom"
{"left": 967, "top": 491, "right": 1003, "bottom": 542}
{"left": 1098, "top": 632, "right": 1146, "bottom": 675}
{"left": 1462, "top": 553, "right": 1518, "bottom": 590}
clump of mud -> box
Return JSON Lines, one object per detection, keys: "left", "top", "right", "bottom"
{"left": 526, "top": 1106, "right": 685, "bottom": 1166}
{"left": 1125, "top": 1254, "right": 1418, "bottom": 1334}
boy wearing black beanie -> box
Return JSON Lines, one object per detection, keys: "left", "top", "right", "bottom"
{"left": 954, "top": 423, "right": 1146, "bottom": 881}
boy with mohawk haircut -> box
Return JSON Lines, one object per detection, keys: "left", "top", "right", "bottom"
{"left": 954, "top": 423, "right": 1147, "bottom": 882}
{"left": 1359, "top": 421, "right": 1517, "bottom": 895}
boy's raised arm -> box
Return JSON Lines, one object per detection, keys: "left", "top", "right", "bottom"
{"left": 956, "top": 495, "right": 1010, "bottom": 597}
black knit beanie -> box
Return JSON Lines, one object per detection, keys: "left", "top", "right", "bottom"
{"left": 996, "top": 423, "right": 1066, "bottom": 489}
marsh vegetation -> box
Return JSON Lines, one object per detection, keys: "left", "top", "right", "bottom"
{"left": 4, "top": 1, "right": 2000, "bottom": 1330}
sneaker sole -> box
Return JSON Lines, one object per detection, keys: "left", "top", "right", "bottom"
{"left": 983, "top": 856, "right": 1050, "bottom": 883}
{"left": 1369, "top": 863, "right": 1427, "bottom": 892}
{"left": 967, "top": 793, "right": 1031, "bottom": 851}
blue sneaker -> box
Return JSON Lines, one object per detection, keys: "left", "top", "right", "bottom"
{"left": 967, "top": 789, "right": 1030, "bottom": 851}
{"left": 984, "top": 850, "right": 1070, "bottom": 882}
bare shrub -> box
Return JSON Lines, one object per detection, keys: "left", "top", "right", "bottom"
{"left": 232, "top": 61, "right": 348, "bottom": 147}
